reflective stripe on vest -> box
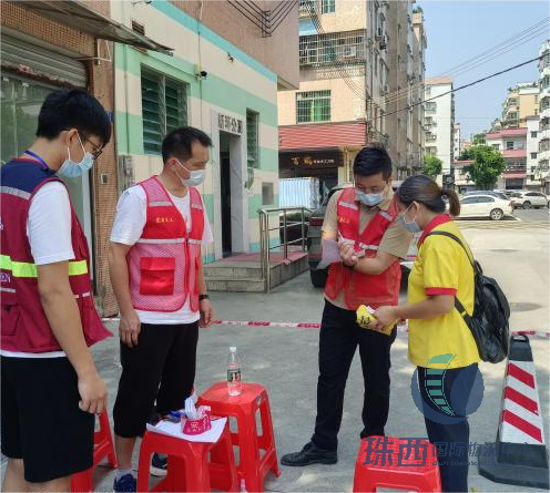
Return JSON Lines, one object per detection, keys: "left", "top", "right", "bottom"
{"left": 149, "top": 201, "right": 173, "bottom": 207}
{"left": 0, "top": 254, "right": 88, "bottom": 278}
{"left": 339, "top": 200, "right": 359, "bottom": 211}
{"left": 136, "top": 237, "right": 187, "bottom": 245}
{"left": 378, "top": 210, "right": 393, "bottom": 221}
{"left": 357, "top": 243, "right": 379, "bottom": 251}
{"left": 1, "top": 186, "right": 31, "bottom": 200}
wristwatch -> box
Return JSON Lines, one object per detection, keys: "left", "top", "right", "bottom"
{"left": 199, "top": 294, "right": 210, "bottom": 301}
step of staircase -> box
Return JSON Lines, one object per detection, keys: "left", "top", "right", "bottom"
{"left": 205, "top": 277, "right": 266, "bottom": 292}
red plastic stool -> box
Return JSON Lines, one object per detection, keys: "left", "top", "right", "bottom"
{"left": 137, "top": 422, "right": 238, "bottom": 492}
{"left": 353, "top": 436, "right": 441, "bottom": 492}
{"left": 71, "top": 411, "right": 117, "bottom": 492}
{"left": 198, "top": 382, "right": 282, "bottom": 492}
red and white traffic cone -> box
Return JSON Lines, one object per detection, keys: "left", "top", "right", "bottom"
{"left": 479, "top": 335, "right": 549, "bottom": 489}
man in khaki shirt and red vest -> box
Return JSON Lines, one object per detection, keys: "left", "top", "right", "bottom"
{"left": 282, "top": 144, "right": 412, "bottom": 466}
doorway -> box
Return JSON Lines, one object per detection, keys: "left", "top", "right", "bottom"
{"left": 220, "top": 133, "right": 232, "bottom": 257}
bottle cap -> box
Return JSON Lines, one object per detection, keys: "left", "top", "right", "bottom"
{"left": 230, "top": 346, "right": 237, "bottom": 352}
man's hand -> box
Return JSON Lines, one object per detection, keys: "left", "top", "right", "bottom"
{"left": 371, "top": 305, "right": 398, "bottom": 332}
{"left": 339, "top": 242, "right": 358, "bottom": 267}
{"left": 78, "top": 370, "right": 108, "bottom": 415}
{"left": 200, "top": 299, "right": 214, "bottom": 328}
{"left": 119, "top": 309, "right": 141, "bottom": 348}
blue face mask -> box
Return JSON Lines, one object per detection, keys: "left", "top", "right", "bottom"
{"left": 399, "top": 204, "right": 422, "bottom": 233}
{"left": 356, "top": 186, "right": 386, "bottom": 207}
{"left": 58, "top": 134, "right": 94, "bottom": 178}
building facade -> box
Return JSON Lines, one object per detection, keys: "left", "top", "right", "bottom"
{"left": 453, "top": 123, "right": 462, "bottom": 159}
{"left": 485, "top": 128, "right": 527, "bottom": 190}
{"left": 494, "top": 82, "right": 539, "bottom": 131}
{"left": 0, "top": 0, "right": 167, "bottom": 315}
{"left": 526, "top": 116, "right": 541, "bottom": 190}
{"left": 278, "top": 0, "right": 371, "bottom": 195}
{"left": 112, "top": 0, "right": 298, "bottom": 264}
{"left": 538, "top": 40, "right": 550, "bottom": 193}
{"left": 424, "top": 76, "right": 454, "bottom": 177}
{"left": 386, "top": 0, "right": 426, "bottom": 177}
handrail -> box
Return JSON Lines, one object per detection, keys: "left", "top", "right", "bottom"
{"left": 258, "top": 206, "right": 311, "bottom": 293}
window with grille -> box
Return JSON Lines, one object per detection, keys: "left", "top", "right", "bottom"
{"left": 321, "top": 0, "right": 335, "bottom": 14}
{"left": 299, "top": 30, "right": 366, "bottom": 67}
{"left": 141, "top": 68, "right": 187, "bottom": 154}
{"left": 425, "top": 101, "right": 437, "bottom": 113}
{"left": 246, "top": 109, "right": 259, "bottom": 168}
{"left": 296, "top": 90, "right": 331, "bottom": 123}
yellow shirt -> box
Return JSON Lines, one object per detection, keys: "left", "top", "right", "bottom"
{"left": 407, "top": 216, "right": 480, "bottom": 369}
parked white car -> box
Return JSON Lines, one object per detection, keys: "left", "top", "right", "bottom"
{"left": 510, "top": 191, "right": 549, "bottom": 209}
{"left": 459, "top": 194, "right": 514, "bottom": 221}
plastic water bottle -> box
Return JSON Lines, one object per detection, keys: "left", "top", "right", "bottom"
{"left": 227, "top": 346, "right": 242, "bottom": 396}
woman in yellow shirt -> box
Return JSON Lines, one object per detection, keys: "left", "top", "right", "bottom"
{"left": 372, "top": 175, "right": 480, "bottom": 493}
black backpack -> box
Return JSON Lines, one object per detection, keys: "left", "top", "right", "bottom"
{"left": 427, "top": 231, "right": 510, "bottom": 364}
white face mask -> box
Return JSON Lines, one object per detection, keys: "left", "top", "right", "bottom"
{"left": 176, "top": 160, "right": 205, "bottom": 186}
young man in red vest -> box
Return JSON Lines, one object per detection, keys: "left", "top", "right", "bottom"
{"left": 1, "top": 89, "right": 111, "bottom": 491}
{"left": 109, "top": 127, "right": 214, "bottom": 492}
{"left": 281, "top": 144, "right": 413, "bottom": 466}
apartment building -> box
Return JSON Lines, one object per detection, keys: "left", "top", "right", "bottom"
{"left": 424, "top": 76, "right": 455, "bottom": 177}
{"left": 386, "top": 0, "right": 427, "bottom": 178}
{"left": 279, "top": 0, "right": 373, "bottom": 195}
{"left": 485, "top": 128, "right": 527, "bottom": 190}
{"left": 494, "top": 82, "right": 539, "bottom": 130}
{"left": 112, "top": 0, "right": 299, "bottom": 265}
{"left": 526, "top": 116, "right": 541, "bottom": 190}
{"left": 538, "top": 39, "right": 550, "bottom": 193}
{"left": 453, "top": 123, "right": 462, "bottom": 159}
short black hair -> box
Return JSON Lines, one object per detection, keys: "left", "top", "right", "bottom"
{"left": 36, "top": 89, "right": 111, "bottom": 146}
{"left": 353, "top": 143, "right": 392, "bottom": 180}
{"left": 162, "top": 126, "right": 213, "bottom": 164}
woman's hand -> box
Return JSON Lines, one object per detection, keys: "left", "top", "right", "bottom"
{"left": 371, "top": 306, "right": 399, "bottom": 332}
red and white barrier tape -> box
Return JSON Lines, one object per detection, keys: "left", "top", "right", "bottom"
{"left": 101, "top": 317, "right": 550, "bottom": 338}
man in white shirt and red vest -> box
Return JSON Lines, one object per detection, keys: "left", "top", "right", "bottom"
{"left": 282, "top": 144, "right": 412, "bottom": 466}
{"left": 109, "top": 127, "right": 214, "bottom": 492}
{"left": 1, "top": 89, "right": 111, "bottom": 492}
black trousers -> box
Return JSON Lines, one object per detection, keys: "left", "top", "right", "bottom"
{"left": 417, "top": 363, "right": 478, "bottom": 493}
{"left": 311, "top": 301, "right": 396, "bottom": 452}
{"left": 113, "top": 322, "right": 199, "bottom": 438}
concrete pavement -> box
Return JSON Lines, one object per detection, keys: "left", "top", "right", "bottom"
{"left": 2, "top": 219, "right": 548, "bottom": 492}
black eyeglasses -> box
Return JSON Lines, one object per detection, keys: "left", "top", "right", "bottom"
{"left": 80, "top": 134, "right": 104, "bottom": 160}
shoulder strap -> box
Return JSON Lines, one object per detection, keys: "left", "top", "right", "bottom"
{"left": 425, "top": 230, "right": 475, "bottom": 322}
{"left": 426, "top": 231, "right": 475, "bottom": 268}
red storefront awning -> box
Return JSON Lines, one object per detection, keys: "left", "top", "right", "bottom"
{"left": 279, "top": 121, "right": 367, "bottom": 151}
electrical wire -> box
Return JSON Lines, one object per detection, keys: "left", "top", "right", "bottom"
{"left": 379, "top": 18, "right": 548, "bottom": 106}
{"left": 380, "top": 56, "right": 542, "bottom": 122}
{"left": 270, "top": 0, "right": 299, "bottom": 32}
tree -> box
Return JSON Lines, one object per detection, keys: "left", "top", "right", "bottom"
{"left": 463, "top": 145, "right": 506, "bottom": 190}
{"left": 472, "top": 133, "right": 486, "bottom": 145}
{"left": 423, "top": 154, "right": 443, "bottom": 178}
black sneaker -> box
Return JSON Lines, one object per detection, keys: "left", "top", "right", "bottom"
{"left": 280, "top": 442, "right": 337, "bottom": 467}
{"left": 150, "top": 453, "right": 168, "bottom": 477}
{"left": 113, "top": 473, "right": 136, "bottom": 493}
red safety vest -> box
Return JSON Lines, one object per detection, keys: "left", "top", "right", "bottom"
{"left": 127, "top": 176, "right": 204, "bottom": 313}
{"left": 0, "top": 160, "right": 111, "bottom": 353}
{"left": 324, "top": 187, "right": 402, "bottom": 310}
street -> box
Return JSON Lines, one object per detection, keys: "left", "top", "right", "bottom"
{"left": 85, "top": 217, "right": 549, "bottom": 492}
